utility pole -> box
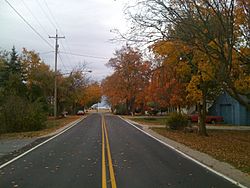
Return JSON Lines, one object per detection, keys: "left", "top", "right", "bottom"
{"left": 49, "top": 30, "right": 65, "bottom": 119}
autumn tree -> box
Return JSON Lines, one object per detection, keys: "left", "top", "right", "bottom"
{"left": 103, "top": 46, "right": 151, "bottom": 114}
{"left": 58, "top": 67, "right": 89, "bottom": 114}
{"left": 21, "top": 48, "right": 54, "bottom": 107}
{"left": 187, "top": 50, "right": 223, "bottom": 135}
{"left": 125, "top": 0, "right": 250, "bottom": 109}
{"left": 150, "top": 40, "right": 223, "bottom": 135}
{"left": 82, "top": 82, "right": 102, "bottom": 108}
{"left": 102, "top": 73, "right": 125, "bottom": 112}
{"left": 148, "top": 41, "right": 192, "bottom": 113}
{"left": 123, "top": 0, "right": 250, "bottom": 135}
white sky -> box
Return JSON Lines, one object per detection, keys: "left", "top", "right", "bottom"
{"left": 0, "top": 0, "right": 129, "bottom": 81}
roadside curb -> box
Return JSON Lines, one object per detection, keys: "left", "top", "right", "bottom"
{"left": 0, "top": 116, "right": 86, "bottom": 169}
{"left": 121, "top": 117, "right": 250, "bottom": 188}
{"left": 39, "top": 116, "right": 86, "bottom": 138}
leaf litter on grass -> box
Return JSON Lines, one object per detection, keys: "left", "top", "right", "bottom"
{"left": 152, "top": 128, "right": 250, "bottom": 175}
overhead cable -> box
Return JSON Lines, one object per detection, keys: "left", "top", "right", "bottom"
{"left": 43, "top": 0, "right": 75, "bottom": 70}
{"left": 60, "top": 51, "right": 110, "bottom": 60}
{"left": 4, "top": 0, "right": 53, "bottom": 49}
{"left": 20, "top": 0, "right": 50, "bottom": 36}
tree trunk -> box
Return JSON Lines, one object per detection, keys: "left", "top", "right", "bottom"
{"left": 197, "top": 94, "right": 208, "bottom": 136}
{"left": 130, "top": 96, "right": 136, "bottom": 116}
{"left": 177, "top": 105, "right": 181, "bottom": 114}
{"left": 125, "top": 98, "right": 129, "bottom": 115}
{"left": 140, "top": 102, "right": 145, "bottom": 115}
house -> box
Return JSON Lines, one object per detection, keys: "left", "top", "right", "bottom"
{"left": 209, "top": 92, "right": 250, "bottom": 125}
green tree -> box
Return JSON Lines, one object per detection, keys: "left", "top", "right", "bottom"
{"left": 58, "top": 68, "right": 89, "bottom": 114}
{"left": 9, "top": 47, "right": 21, "bottom": 73}
{"left": 1, "top": 47, "right": 27, "bottom": 96}
{"left": 0, "top": 48, "right": 48, "bottom": 133}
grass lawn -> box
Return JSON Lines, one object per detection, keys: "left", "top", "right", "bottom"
{"left": 152, "top": 127, "right": 250, "bottom": 174}
{"left": 0, "top": 115, "right": 81, "bottom": 139}
{"left": 126, "top": 116, "right": 168, "bottom": 126}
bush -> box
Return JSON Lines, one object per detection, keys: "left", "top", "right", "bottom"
{"left": 166, "top": 112, "right": 189, "bottom": 130}
{"left": 148, "top": 109, "right": 159, "bottom": 115}
{"left": 114, "top": 104, "right": 127, "bottom": 115}
{"left": 147, "top": 101, "right": 159, "bottom": 115}
{"left": 0, "top": 95, "right": 47, "bottom": 133}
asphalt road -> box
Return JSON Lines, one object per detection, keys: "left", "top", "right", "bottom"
{"left": 0, "top": 113, "right": 240, "bottom": 188}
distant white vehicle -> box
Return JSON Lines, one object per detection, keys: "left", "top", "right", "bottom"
{"left": 76, "top": 110, "right": 85, "bottom": 115}
{"left": 97, "top": 106, "right": 110, "bottom": 110}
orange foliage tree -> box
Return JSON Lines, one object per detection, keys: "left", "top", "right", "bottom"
{"left": 81, "top": 82, "right": 102, "bottom": 108}
{"left": 21, "top": 48, "right": 54, "bottom": 100}
{"left": 148, "top": 41, "right": 192, "bottom": 113}
{"left": 102, "top": 46, "right": 151, "bottom": 114}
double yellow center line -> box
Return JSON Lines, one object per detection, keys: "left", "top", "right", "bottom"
{"left": 102, "top": 114, "right": 117, "bottom": 188}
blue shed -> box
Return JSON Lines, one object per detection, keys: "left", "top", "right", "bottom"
{"left": 209, "top": 92, "right": 250, "bottom": 125}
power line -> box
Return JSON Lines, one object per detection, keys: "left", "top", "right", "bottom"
{"left": 60, "top": 51, "right": 110, "bottom": 60}
{"left": 20, "top": 0, "right": 50, "bottom": 36}
{"left": 20, "top": 0, "right": 73, "bottom": 71}
{"left": 5, "top": 0, "right": 53, "bottom": 49}
{"left": 43, "top": 0, "right": 76, "bottom": 70}
{"left": 43, "top": 0, "right": 60, "bottom": 29}
{"left": 39, "top": 51, "right": 54, "bottom": 55}
{"left": 58, "top": 40, "right": 75, "bottom": 70}
{"left": 42, "top": 0, "right": 75, "bottom": 70}
{"left": 42, "top": 1, "right": 107, "bottom": 69}
{"left": 36, "top": 0, "right": 57, "bottom": 30}
{"left": 58, "top": 53, "right": 69, "bottom": 72}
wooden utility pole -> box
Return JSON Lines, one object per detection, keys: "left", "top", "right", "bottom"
{"left": 49, "top": 30, "right": 65, "bottom": 119}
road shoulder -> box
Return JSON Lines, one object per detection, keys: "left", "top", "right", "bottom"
{"left": 0, "top": 116, "right": 86, "bottom": 167}
{"left": 123, "top": 117, "right": 250, "bottom": 188}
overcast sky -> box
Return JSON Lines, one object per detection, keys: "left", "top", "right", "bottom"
{"left": 0, "top": 0, "right": 129, "bottom": 81}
